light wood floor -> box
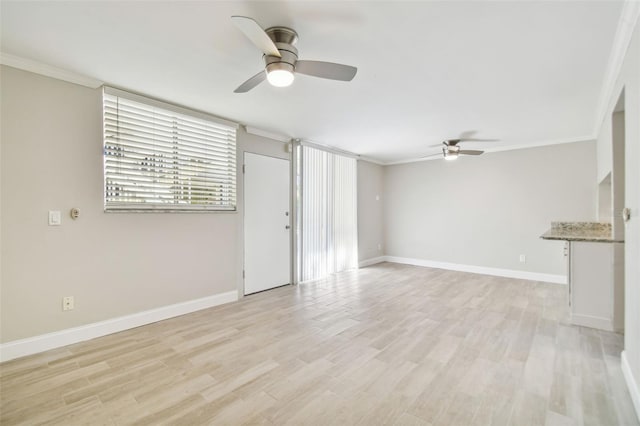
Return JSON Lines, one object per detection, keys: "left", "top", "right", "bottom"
{"left": 1, "top": 263, "right": 638, "bottom": 425}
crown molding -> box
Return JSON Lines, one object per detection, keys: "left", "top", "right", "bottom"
{"left": 357, "top": 155, "right": 386, "bottom": 166}
{"left": 241, "top": 129, "right": 385, "bottom": 165}
{"left": 0, "top": 52, "right": 103, "bottom": 88}
{"left": 477, "top": 135, "right": 595, "bottom": 154}
{"left": 300, "top": 139, "right": 361, "bottom": 159}
{"left": 383, "top": 135, "right": 594, "bottom": 166}
{"left": 593, "top": 1, "right": 640, "bottom": 135}
{"left": 244, "top": 126, "right": 291, "bottom": 143}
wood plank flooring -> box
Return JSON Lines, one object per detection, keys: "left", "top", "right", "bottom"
{"left": 1, "top": 263, "right": 638, "bottom": 425}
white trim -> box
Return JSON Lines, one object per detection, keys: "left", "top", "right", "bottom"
{"left": 0, "top": 291, "right": 238, "bottom": 363}
{"left": 622, "top": 350, "right": 640, "bottom": 422}
{"left": 358, "top": 156, "right": 386, "bottom": 166}
{"left": 594, "top": 1, "right": 640, "bottom": 136}
{"left": 302, "top": 136, "right": 595, "bottom": 167}
{"left": 245, "top": 126, "right": 291, "bottom": 143}
{"left": 300, "top": 139, "right": 360, "bottom": 159}
{"left": 358, "top": 256, "right": 386, "bottom": 268}
{"left": 478, "top": 136, "right": 594, "bottom": 155}
{"left": 383, "top": 256, "right": 566, "bottom": 284}
{"left": 242, "top": 131, "right": 386, "bottom": 164}
{"left": 384, "top": 137, "right": 594, "bottom": 166}
{"left": 569, "top": 313, "right": 613, "bottom": 331}
{"left": 0, "top": 52, "right": 103, "bottom": 88}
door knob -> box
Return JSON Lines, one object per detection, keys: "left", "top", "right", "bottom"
{"left": 622, "top": 207, "right": 631, "bottom": 223}
{"left": 285, "top": 225, "right": 291, "bottom": 229}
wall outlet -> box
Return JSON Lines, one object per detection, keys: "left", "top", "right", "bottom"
{"left": 519, "top": 254, "right": 526, "bottom": 263}
{"left": 62, "top": 296, "right": 74, "bottom": 311}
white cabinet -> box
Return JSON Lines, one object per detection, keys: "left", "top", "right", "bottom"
{"left": 568, "top": 241, "right": 623, "bottom": 332}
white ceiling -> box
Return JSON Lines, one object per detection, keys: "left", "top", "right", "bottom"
{"left": 1, "top": 1, "right": 623, "bottom": 163}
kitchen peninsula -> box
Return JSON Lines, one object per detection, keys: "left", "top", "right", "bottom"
{"left": 542, "top": 222, "right": 624, "bottom": 332}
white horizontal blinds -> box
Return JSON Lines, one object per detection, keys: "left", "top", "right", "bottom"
{"left": 103, "top": 88, "right": 237, "bottom": 211}
{"left": 301, "top": 145, "right": 357, "bottom": 282}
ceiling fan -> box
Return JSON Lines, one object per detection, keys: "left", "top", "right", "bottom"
{"left": 231, "top": 16, "right": 358, "bottom": 93}
{"left": 423, "top": 137, "right": 499, "bottom": 161}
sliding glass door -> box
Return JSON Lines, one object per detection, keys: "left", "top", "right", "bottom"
{"left": 299, "top": 144, "right": 357, "bottom": 282}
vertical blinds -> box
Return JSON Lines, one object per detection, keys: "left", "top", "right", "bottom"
{"left": 103, "top": 87, "right": 237, "bottom": 211}
{"left": 301, "top": 145, "right": 358, "bottom": 282}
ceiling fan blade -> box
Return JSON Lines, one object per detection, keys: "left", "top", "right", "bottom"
{"left": 458, "top": 138, "right": 499, "bottom": 142}
{"left": 295, "top": 60, "right": 357, "bottom": 81}
{"left": 231, "top": 16, "right": 281, "bottom": 58}
{"left": 234, "top": 71, "right": 266, "bottom": 93}
{"left": 459, "top": 130, "right": 478, "bottom": 139}
{"left": 459, "top": 150, "right": 484, "bottom": 155}
{"left": 427, "top": 139, "right": 460, "bottom": 148}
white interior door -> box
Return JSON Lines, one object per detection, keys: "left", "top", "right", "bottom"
{"left": 244, "top": 152, "right": 291, "bottom": 295}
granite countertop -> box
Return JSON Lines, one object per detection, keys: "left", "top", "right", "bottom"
{"left": 541, "top": 222, "right": 624, "bottom": 243}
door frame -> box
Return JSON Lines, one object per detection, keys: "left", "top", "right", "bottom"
{"left": 242, "top": 151, "right": 293, "bottom": 296}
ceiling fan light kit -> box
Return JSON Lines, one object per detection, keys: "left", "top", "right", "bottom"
{"left": 266, "top": 64, "right": 295, "bottom": 87}
{"left": 231, "top": 16, "right": 357, "bottom": 93}
{"left": 443, "top": 147, "right": 459, "bottom": 161}
{"left": 443, "top": 144, "right": 462, "bottom": 161}
{"left": 444, "top": 153, "right": 459, "bottom": 161}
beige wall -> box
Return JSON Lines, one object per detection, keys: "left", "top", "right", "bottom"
{"left": 612, "top": 111, "right": 626, "bottom": 241}
{"left": 596, "top": 18, "right": 640, "bottom": 412}
{"left": 0, "top": 66, "right": 285, "bottom": 343}
{"left": 597, "top": 116, "right": 613, "bottom": 183}
{"left": 383, "top": 142, "right": 597, "bottom": 276}
{"left": 357, "top": 160, "right": 384, "bottom": 262}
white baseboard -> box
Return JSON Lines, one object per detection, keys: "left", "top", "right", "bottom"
{"left": 383, "top": 256, "right": 566, "bottom": 284}
{"left": 358, "top": 256, "right": 386, "bottom": 268}
{"left": 0, "top": 290, "right": 238, "bottom": 363}
{"left": 570, "top": 313, "right": 614, "bottom": 331}
{"left": 622, "top": 350, "right": 640, "bottom": 422}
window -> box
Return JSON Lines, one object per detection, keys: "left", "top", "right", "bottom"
{"left": 103, "top": 87, "right": 237, "bottom": 211}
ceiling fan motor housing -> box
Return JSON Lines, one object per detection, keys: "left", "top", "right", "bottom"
{"left": 265, "top": 26, "right": 298, "bottom": 45}
{"left": 264, "top": 42, "right": 298, "bottom": 75}
{"left": 263, "top": 27, "right": 299, "bottom": 74}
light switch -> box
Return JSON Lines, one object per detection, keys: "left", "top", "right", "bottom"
{"left": 48, "top": 210, "right": 61, "bottom": 226}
